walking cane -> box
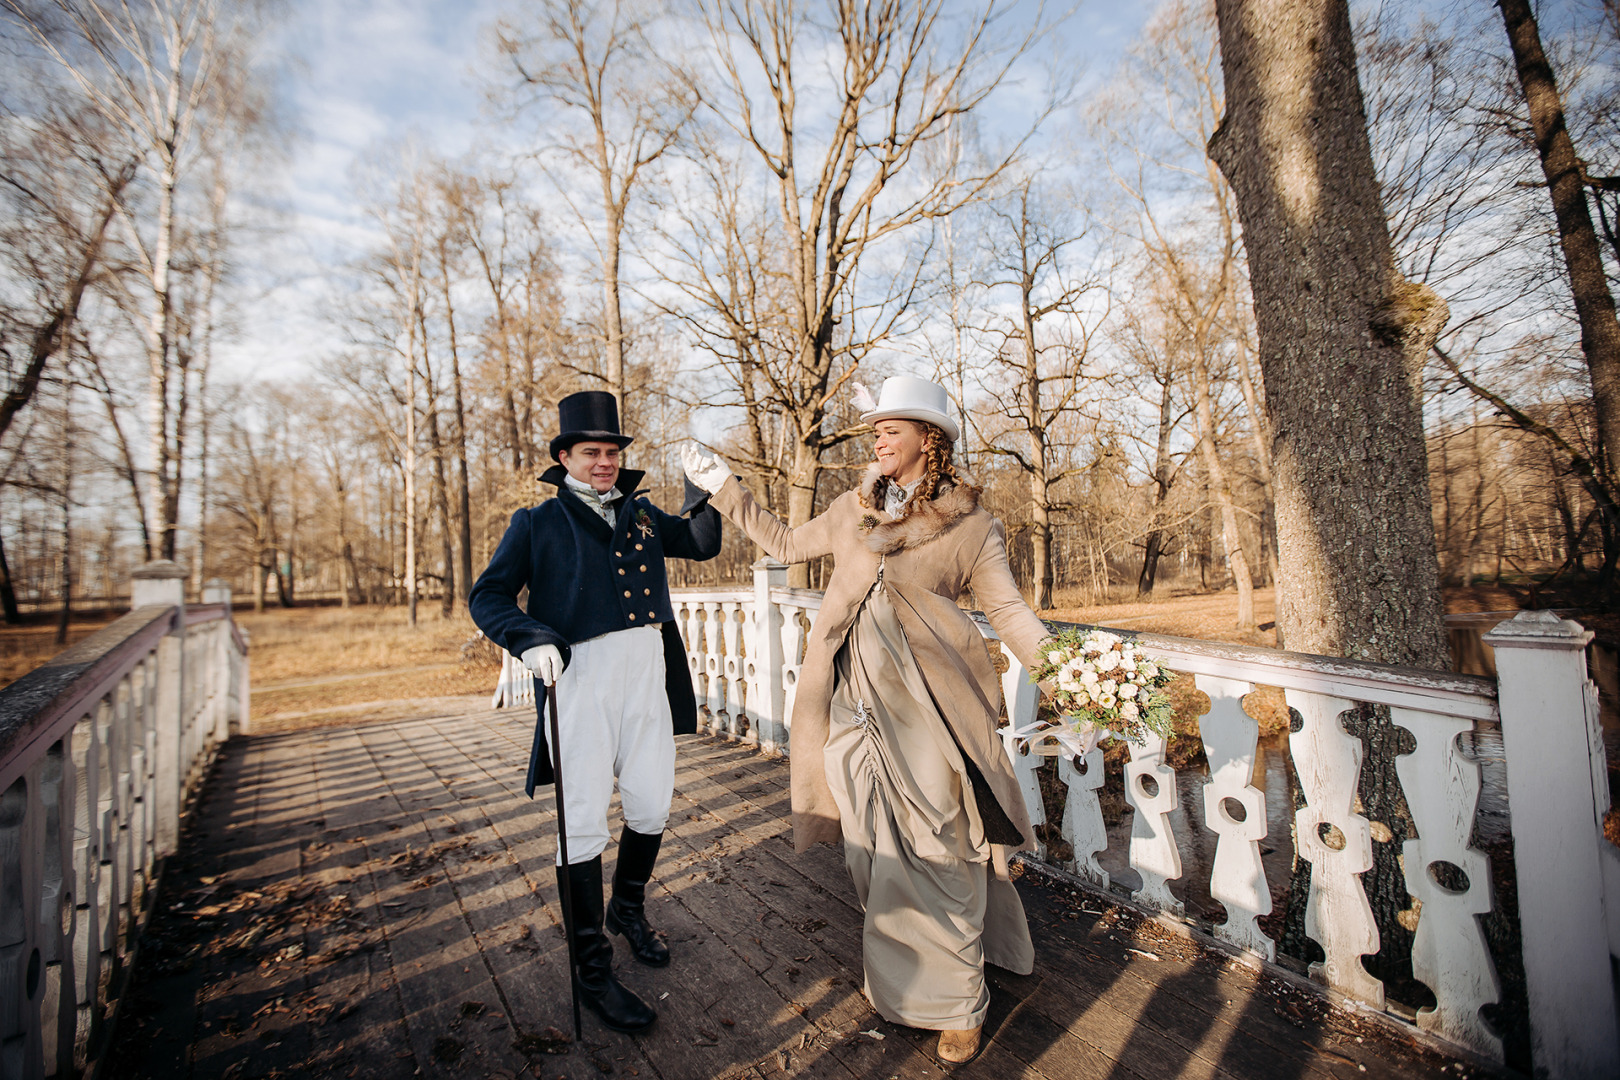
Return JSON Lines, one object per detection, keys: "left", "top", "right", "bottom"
{"left": 547, "top": 680, "right": 583, "bottom": 1042}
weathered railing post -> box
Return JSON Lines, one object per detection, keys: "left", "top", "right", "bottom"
{"left": 750, "top": 560, "right": 788, "bottom": 754}
{"left": 1483, "top": 610, "right": 1620, "bottom": 1079}
{"left": 131, "top": 562, "right": 185, "bottom": 859}
{"left": 201, "top": 580, "right": 247, "bottom": 737}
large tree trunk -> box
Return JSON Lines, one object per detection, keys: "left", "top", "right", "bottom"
{"left": 1209, "top": 0, "right": 1448, "bottom": 665}
{"left": 1209, "top": 0, "right": 1450, "bottom": 998}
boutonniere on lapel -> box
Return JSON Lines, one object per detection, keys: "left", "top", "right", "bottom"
{"left": 634, "top": 508, "right": 654, "bottom": 539}
{"left": 859, "top": 514, "right": 880, "bottom": 532}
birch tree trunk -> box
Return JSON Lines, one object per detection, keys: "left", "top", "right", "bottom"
{"left": 1190, "top": 343, "right": 1256, "bottom": 630}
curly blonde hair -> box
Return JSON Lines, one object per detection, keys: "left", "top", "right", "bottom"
{"left": 863, "top": 421, "right": 962, "bottom": 515}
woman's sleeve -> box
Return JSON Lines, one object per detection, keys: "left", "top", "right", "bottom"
{"left": 968, "top": 518, "right": 1052, "bottom": 670}
{"left": 709, "top": 475, "right": 839, "bottom": 564}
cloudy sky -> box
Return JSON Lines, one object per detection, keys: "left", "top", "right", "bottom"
{"left": 230, "top": 0, "right": 1158, "bottom": 383}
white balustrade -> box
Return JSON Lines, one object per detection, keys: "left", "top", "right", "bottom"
{"left": 0, "top": 566, "right": 249, "bottom": 1079}
{"left": 1393, "top": 705, "right": 1500, "bottom": 1059}
{"left": 489, "top": 580, "right": 1619, "bottom": 1075}
{"left": 1057, "top": 748, "right": 1107, "bottom": 887}
{"left": 1124, "top": 728, "right": 1184, "bottom": 914}
{"left": 1288, "top": 691, "right": 1383, "bottom": 1006}
{"left": 1195, "top": 674, "right": 1273, "bottom": 960}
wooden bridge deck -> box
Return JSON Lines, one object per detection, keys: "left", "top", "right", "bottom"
{"left": 104, "top": 701, "right": 1488, "bottom": 1080}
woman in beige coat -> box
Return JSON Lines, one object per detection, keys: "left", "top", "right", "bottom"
{"left": 683, "top": 377, "right": 1052, "bottom": 1064}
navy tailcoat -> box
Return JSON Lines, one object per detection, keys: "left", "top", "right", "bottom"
{"left": 468, "top": 465, "right": 723, "bottom": 795}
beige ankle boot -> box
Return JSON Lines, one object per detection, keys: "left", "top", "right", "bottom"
{"left": 936, "top": 1026, "right": 982, "bottom": 1064}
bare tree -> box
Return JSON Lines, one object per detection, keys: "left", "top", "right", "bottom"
{"left": 1492, "top": 0, "right": 1620, "bottom": 593}
{"left": 495, "top": 0, "right": 692, "bottom": 415}
{"left": 684, "top": 0, "right": 1052, "bottom": 583}
{"left": 1097, "top": 0, "right": 1265, "bottom": 630}
{"left": 5, "top": 0, "right": 267, "bottom": 563}
{"left": 970, "top": 177, "right": 1110, "bottom": 610}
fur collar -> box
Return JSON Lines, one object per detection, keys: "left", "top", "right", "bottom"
{"left": 857, "top": 463, "right": 981, "bottom": 555}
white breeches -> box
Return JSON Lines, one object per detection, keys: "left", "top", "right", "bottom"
{"left": 552, "top": 625, "right": 675, "bottom": 865}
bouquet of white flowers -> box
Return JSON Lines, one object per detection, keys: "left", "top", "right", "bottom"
{"left": 1023, "top": 627, "right": 1176, "bottom": 752}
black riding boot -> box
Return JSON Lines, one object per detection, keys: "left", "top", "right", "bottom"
{"left": 559, "top": 857, "right": 656, "bottom": 1033}
{"left": 605, "top": 826, "right": 671, "bottom": 966}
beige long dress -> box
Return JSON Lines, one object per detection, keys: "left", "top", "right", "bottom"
{"left": 825, "top": 579, "right": 1034, "bottom": 1031}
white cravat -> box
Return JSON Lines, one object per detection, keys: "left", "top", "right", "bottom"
{"left": 884, "top": 478, "right": 915, "bottom": 517}
{"left": 564, "top": 473, "right": 622, "bottom": 527}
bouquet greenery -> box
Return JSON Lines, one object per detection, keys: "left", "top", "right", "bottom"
{"left": 1026, "top": 627, "right": 1176, "bottom": 748}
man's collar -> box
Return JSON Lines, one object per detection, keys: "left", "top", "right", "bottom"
{"left": 539, "top": 463, "right": 647, "bottom": 496}
{"left": 564, "top": 472, "right": 623, "bottom": 502}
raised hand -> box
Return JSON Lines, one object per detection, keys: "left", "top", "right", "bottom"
{"left": 681, "top": 443, "right": 731, "bottom": 494}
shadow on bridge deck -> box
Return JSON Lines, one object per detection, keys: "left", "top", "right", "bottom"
{"left": 102, "top": 702, "right": 1486, "bottom": 1080}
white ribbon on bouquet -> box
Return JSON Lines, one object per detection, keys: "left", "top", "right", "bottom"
{"left": 1007, "top": 717, "right": 1105, "bottom": 760}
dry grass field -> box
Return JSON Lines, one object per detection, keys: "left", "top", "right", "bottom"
{"left": 240, "top": 605, "right": 501, "bottom": 732}
{"left": 0, "top": 581, "right": 1574, "bottom": 736}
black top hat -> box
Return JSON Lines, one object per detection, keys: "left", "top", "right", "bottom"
{"left": 550, "top": 390, "right": 634, "bottom": 460}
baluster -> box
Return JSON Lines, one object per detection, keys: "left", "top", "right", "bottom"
{"left": 997, "top": 727, "right": 1046, "bottom": 860}
{"left": 41, "top": 738, "right": 75, "bottom": 1075}
{"left": 679, "top": 601, "right": 704, "bottom": 703}
{"left": 749, "top": 561, "right": 788, "bottom": 753}
{"left": 1058, "top": 749, "right": 1109, "bottom": 889}
{"left": 106, "top": 676, "right": 131, "bottom": 968}
{"left": 1392, "top": 707, "right": 1501, "bottom": 1059}
{"left": 72, "top": 709, "right": 103, "bottom": 1071}
{"left": 701, "top": 602, "right": 724, "bottom": 735}
{"left": 1195, "top": 674, "right": 1275, "bottom": 960}
{"left": 94, "top": 692, "right": 119, "bottom": 1015}
{"left": 720, "top": 601, "right": 745, "bottom": 739}
{"left": 129, "top": 656, "right": 156, "bottom": 924}
{"left": 1125, "top": 729, "right": 1182, "bottom": 913}
{"left": 0, "top": 771, "right": 45, "bottom": 1075}
{"left": 778, "top": 604, "right": 806, "bottom": 736}
{"left": 491, "top": 651, "right": 514, "bottom": 708}
{"left": 1287, "top": 690, "right": 1383, "bottom": 1005}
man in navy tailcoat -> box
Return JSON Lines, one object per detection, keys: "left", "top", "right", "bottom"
{"left": 469, "top": 390, "right": 722, "bottom": 1033}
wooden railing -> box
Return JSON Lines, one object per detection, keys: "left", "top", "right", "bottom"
{"left": 493, "top": 562, "right": 1619, "bottom": 1076}
{"left": 0, "top": 563, "right": 249, "bottom": 1078}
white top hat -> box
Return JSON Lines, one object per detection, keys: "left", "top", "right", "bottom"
{"left": 860, "top": 375, "right": 960, "bottom": 442}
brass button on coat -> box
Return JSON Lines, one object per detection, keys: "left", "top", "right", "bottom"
{"left": 629, "top": 613, "right": 637, "bottom": 620}
{"left": 618, "top": 568, "right": 626, "bottom": 575}
{"left": 635, "top": 543, "right": 643, "bottom": 551}
{"left": 623, "top": 590, "right": 631, "bottom": 598}
{"left": 639, "top": 564, "right": 647, "bottom": 572}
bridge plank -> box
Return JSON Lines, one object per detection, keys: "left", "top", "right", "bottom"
{"left": 102, "top": 705, "right": 1494, "bottom": 1080}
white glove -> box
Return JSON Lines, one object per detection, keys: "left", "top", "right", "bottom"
{"left": 682, "top": 443, "right": 732, "bottom": 494}
{"left": 521, "top": 644, "right": 563, "bottom": 686}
